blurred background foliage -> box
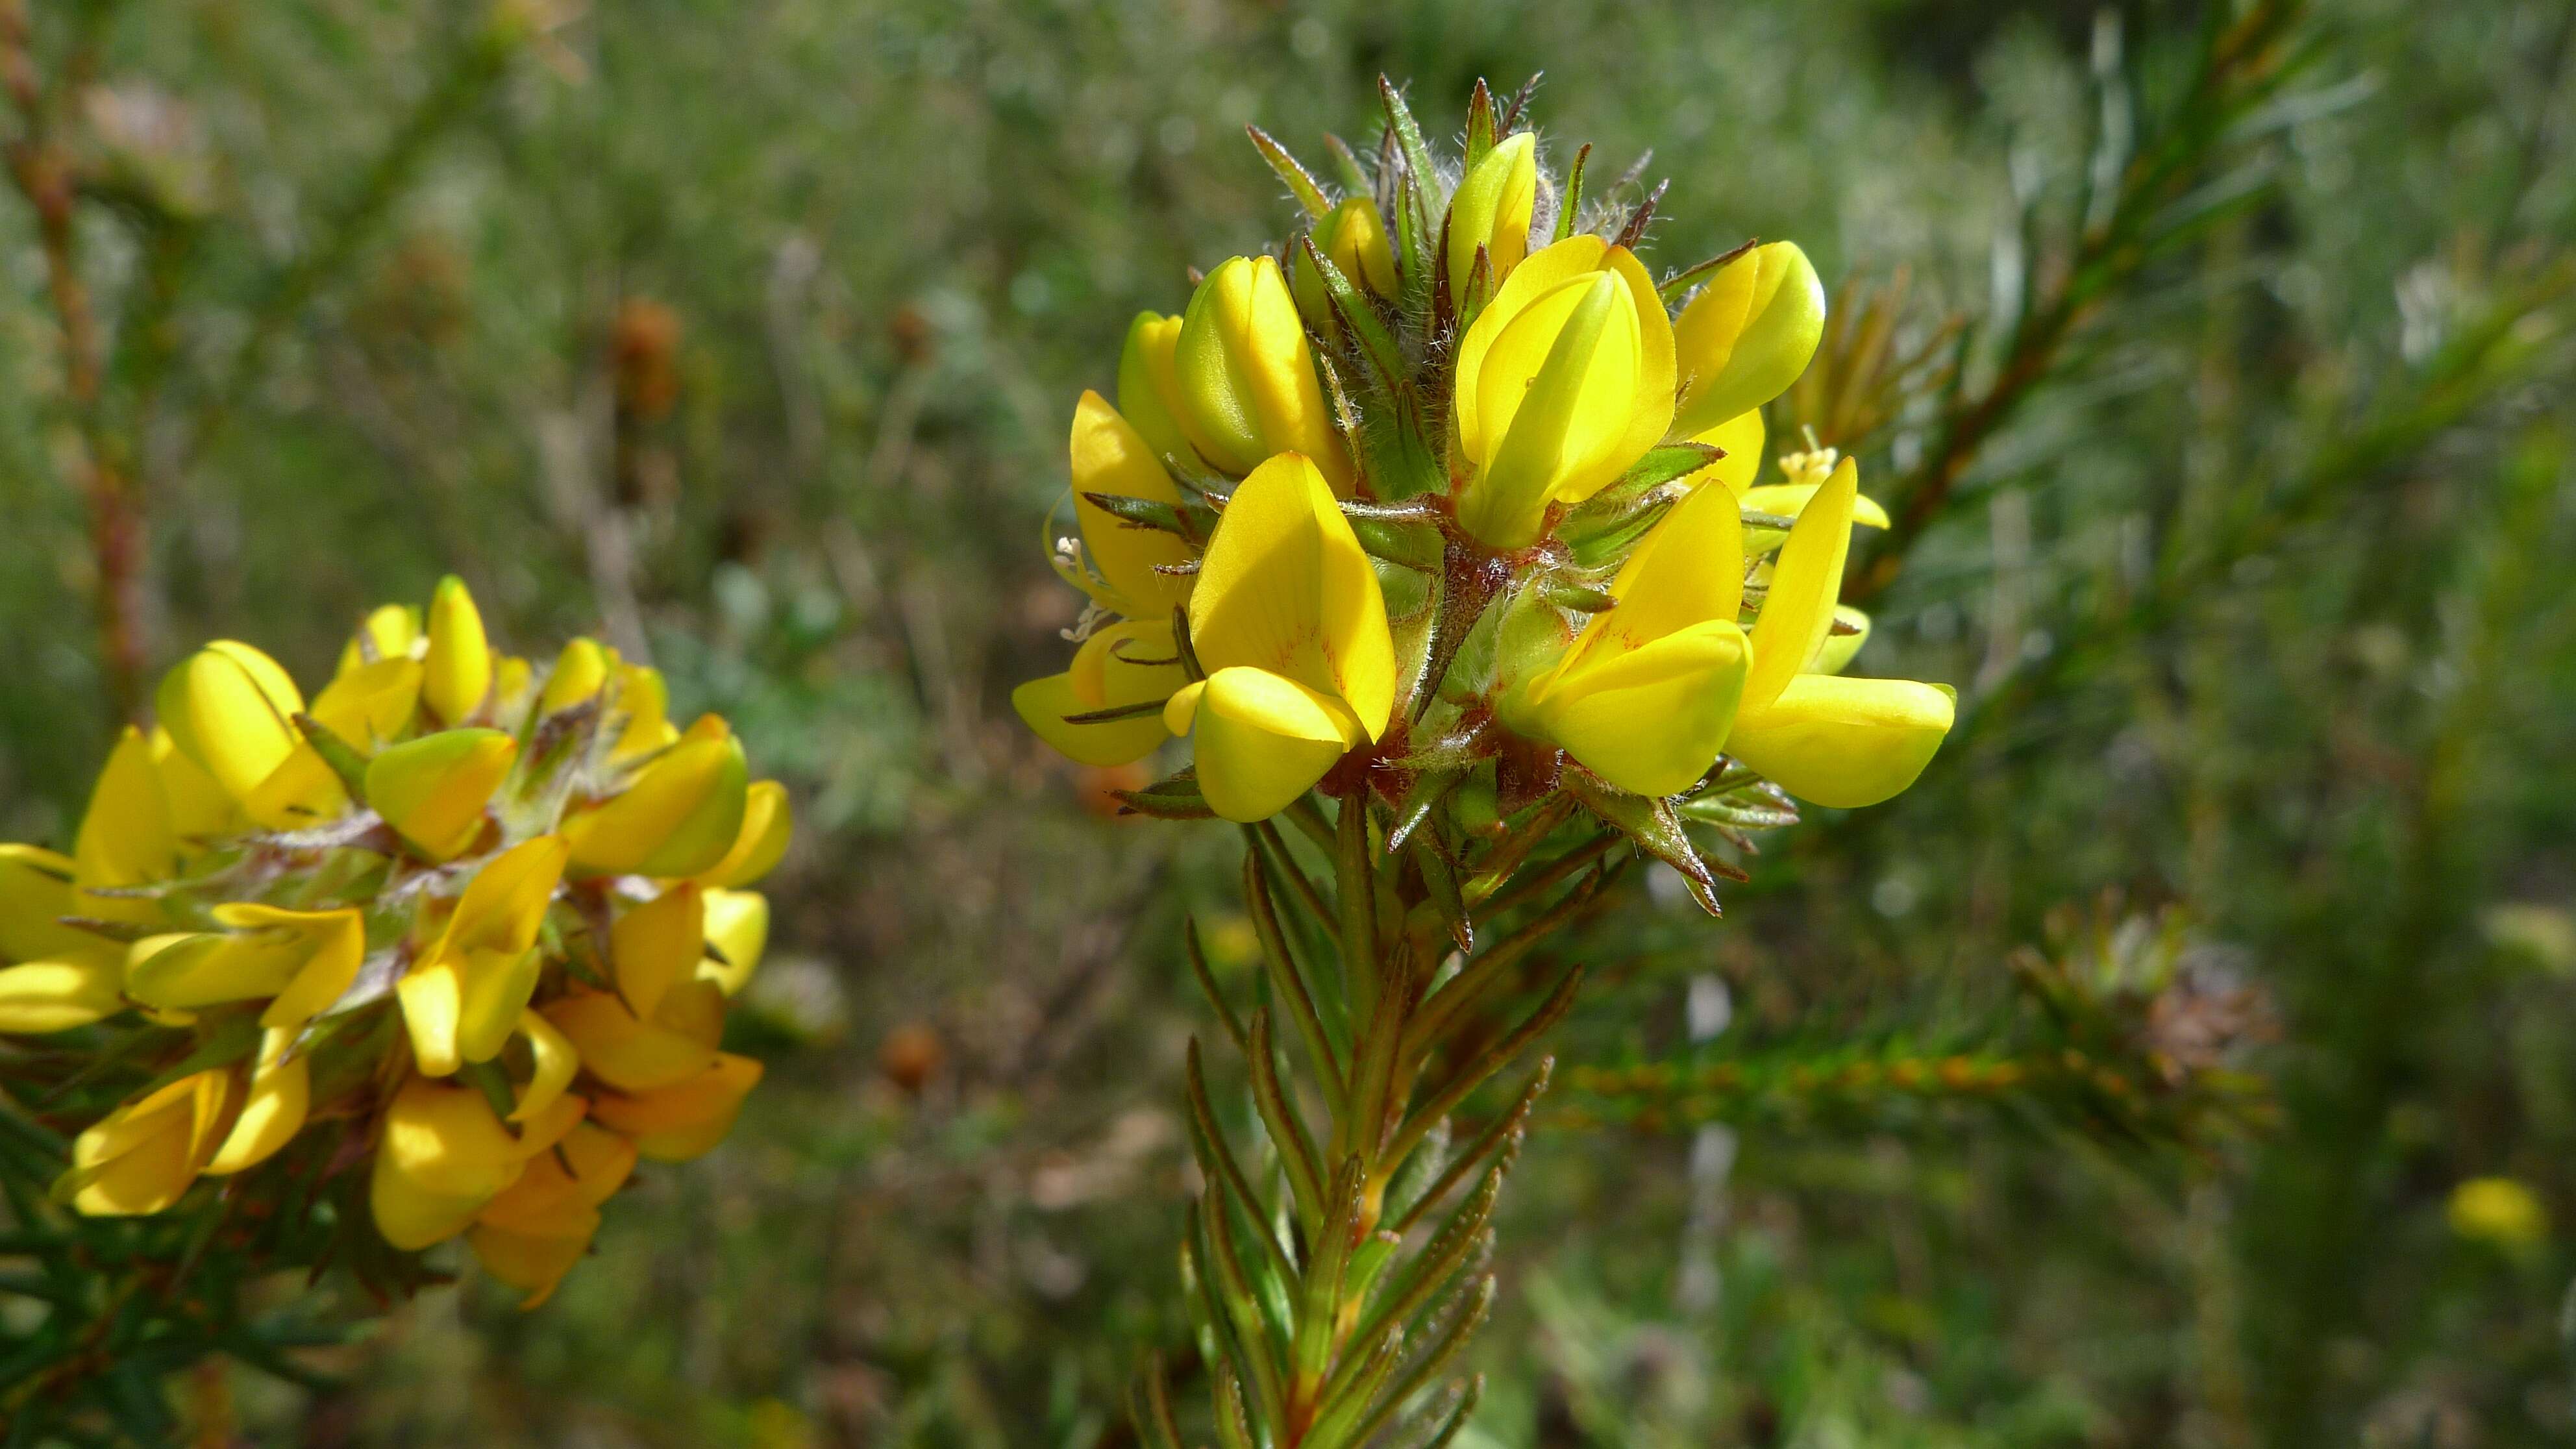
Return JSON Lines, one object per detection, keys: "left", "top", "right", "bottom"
{"left": 1, "top": 0, "right": 2573, "bottom": 1444}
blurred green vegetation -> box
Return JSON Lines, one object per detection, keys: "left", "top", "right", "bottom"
{"left": 2, "top": 0, "right": 2573, "bottom": 1444}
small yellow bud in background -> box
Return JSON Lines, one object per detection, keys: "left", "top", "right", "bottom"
{"left": 1174, "top": 255, "right": 1354, "bottom": 493}
{"left": 367, "top": 728, "right": 516, "bottom": 860}
{"left": 1446, "top": 130, "right": 1537, "bottom": 300}
{"left": 2447, "top": 1176, "right": 2548, "bottom": 1251}
{"left": 1451, "top": 236, "right": 1676, "bottom": 548}
{"left": 1292, "top": 195, "right": 1399, "bottom": 322}
{"left": 608, "top": 661, "right": 680, "bottom": 758}
{"left": 541, "top": 637, "right": 612, "bottom": 715}
{"left": 564, "top": 725, "right": 750, "bottom": 878}
{"left": 336, "top": 603, "right": 423, "bottom": 678}
{"left": 423, "top": 575, "right": 493, "bottom": 725}
{"left": 156, "top": 642, "right": 304, "bottom": 804}
{"left": 1673, "top": 241, "right": 1826, "bottom": 436}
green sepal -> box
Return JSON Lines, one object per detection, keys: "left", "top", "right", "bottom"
{"left": 1246, "top": 123, "right": 1331, "bottom": 219}
{"left": 1112, "top": 767, "right": 1214, "bottom": 820}
{"left": 1561, "top": 773, "right": 1744, "bottom": 915}
{"left": 292, "top": 713, "right": 375, "bottom": 804}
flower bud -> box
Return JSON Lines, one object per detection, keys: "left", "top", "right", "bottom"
{"left": 1451, "top": 236, "right": 1676, "bottom": 548}
{"left": 590, "top": 1051, "right": 764, "bottom": 1163}
{"left": 1116, "top": 311, "right": 1209, "bottom": 473}
{"left": 562, "top": 726, "right": 750, "bottom": 878}
{"left": 1672, "top": 241, "right": 1826, "bottom": 436}
{"left": 540, "top": 638, "right": 612, "bottom": 715}
{"left": 1446, "top": 131, "right": 1537, "bottom": 301}
{"left": 369, "top": 1078, "right": 569, "bottom": 1250}
{"left": 366, "top": 728, "right": 516, "bottom": 861}
{"left": 1293, "top": 195, "right": 1400, "bottom": 321}
{"left": 336, "top": 603, "right": 423, "bottom": 677}
{"left": 1174, "top": 255, "right": 1353, "bottom": 493}
{"left": 156, "top": 641, "right": 304, "bottom": 803}
{"left": 607, "top": 661, "right": 679, "bottom": 758}
{"left": 423, "top": 575, "right": 493, "bottom": 725}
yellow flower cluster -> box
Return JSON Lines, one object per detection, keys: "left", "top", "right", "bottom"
{"left": 1017, "top": 99, "right": 1952, "bottom": 826}
{"left": 0, "top": 578, "right": 787, "bottom": 1306}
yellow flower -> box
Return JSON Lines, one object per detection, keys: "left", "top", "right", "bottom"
{"left": 1173, "top": 256, "right": 1354, "bottom": 493}
{"left": 0, "top": 845, "right": 125, "bottom": 1033}
{"left": 1115, "top": 311, "right": 1209, "bottom": 475}
{"left": 423, "top": 575, "right": 493, "bottom": 726}
{"left": 63, "top": 1069, "right": 232, "bottom": 1216}
{"left": 71, "top": 726, "right": 182, "bottom": 925}
{"left": 562, "top": 719, "right": 749, "bottom": 878}
{"left": 336, "top": 603, "right": 424, "bottom": 676}
{"left": 1500, "top": 482, "right": 1752, "bottom": 797}
{"left": 125, "top": 903, "right": 363, "bottom": 1030}
{"left": 1451, "top": 236, "right": 1676, "bottom": 548}
{"left": 156, "top": 641, "right": 309, "bottom": 808}
{"left": 589, "top": 1050, "right": 763, "bottom": 1162}
{"left": 367, "top": 1077, "right": 583, "bottom": 1250}
{"left": 539, "top": 636, "right": 613, "bottom": 715}
{"left": 367, "top": 728, "right": 517, "bottom": 861}
{"left": 544, "top": 884, "right": 724, "bottom": 1090}
{"left": 1446, "top": 131, "right": 1537, "bottom": 298}
{"left": 467, "top": 1121, "right": 636, "bottom": 1307}
{"left": 1015, "top": 391, "right": 1198, "bottom": 767}
{"left": 397, "top": 836, "right": 569, "bottom": 1076}
{"left": 2448, "top": 1176, "right": 2549, "bottom": 1250}
{"left": 1672, "top": 240, "right": 1826, "bottom": 437}
{"left": 1159, "top": 454, "right": 1393, "bottom": 821}
{"left": 1726, "top": 458, "right": 1953, "bottom": 808}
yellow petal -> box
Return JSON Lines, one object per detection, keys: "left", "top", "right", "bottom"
{"left": 0, "top": 844, "right": 97, "bottom": 963}
{"left": 1740, "top": 482, "right": 1891, "bottom": 530}
{"left": 1687, "top": 408, "right": 1765, "bottom": 496}
{"left": 74, "top": 727, "right": 177, "bottom": 918}
{"left": 612, "top": 884, "right": 703, "bottom": 1021}
{"left": 1568, "top": 478, "right": 1746, "bottom": 671}
{"left": 219, "top": 905, "right": 364, "bottom": 1030}
{"left": 1324, "top": 195, "right": 1398, "bottom": 297}
{"left": 543, "top": 982, "right": 723, "bottom": 1092}
{"left": 1811, "top": 606, "right": 1872, "bottom": 676}
{"left": 149, "top": 728, "right": 239, "bottom": 847}
{"left": 309, "top": 656, "right": 425, "bottom": 747}
{"left": 1745, "top": 456, "right": 1857, "bottom": 713}
{"left": 438, "top": 836, "right": 569, "bottom": 960}
{"left": 370, "top": 1078, "right": 525, "bottom": 1248}
{"left": 1117, "top": 311, "right": 1214, "bottom": 473}
{"left": 467, "top": 1215, "right": 597, "bottom": 1309}
{"left": 1070, "top": 390, "right": 1195, "bottom": 615}
{"left": 156, "top": 642, "right": 305, "bottom": 802}
{"left": 590, "top": 1052, "right": 763, "bottom": 1163}
{"left": 204, "top": 1029, "right": 310, "bottom": 1176}
{"left": 423, "top": 575, "right": 493, "bottom": 725}
{"left": 608, "top": 663, "right": 678, "bottom": 758}
{"left": 1446, "top": 131, "right": 1538, "bottom": 293}
{"left": 563, "top": 734, "right": 749, "bottom": 878}
{"left": 695, "top": 780, "right": 791, "bottom": 889}
{"left": 1541, "top": 621, "right": 1750, "bottom": 797}
{"left": 483, "top": 1121, "right": 634, "bottom": 1226}
{"left": 366, "top": 729, "right": 517, "bottom": 861}
{"left": 699, "top": 889, "right": 769, "bottom": 997}
{"left": 1673, "top": 240, "right": 1825, "bottom": 436}
{"left": 1189, "top": 453, "right": 1394, "bottom": 737}
{"left": 454, "top": 948, "right": 542, "bottom": 1067}
{"left": 68, "top": 1070, "right": 228, "bottom": 1216}
{"left": 125, "top": 930, "right": 305, "bottom": 1011}
{"left": 397, "top": 956, "right": 465, "bottom": 1076}
{"left": 0, "top": 956, "right": 123, "bottom": 1033}
{"left": 1174, "top": 256, "right": 1352, "bottom": 492}
{"left": 510, "top": 1008, "right": 580, "bottom": 1125}
{"left": 1178, "top": 666, "right": 1361, "bottom": 823}
{"left": 1727, "top": 676, "right": 1955, "bottom": 808}
{"left": 1014, "top": 617, "right": 1185, "bottom": 767}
